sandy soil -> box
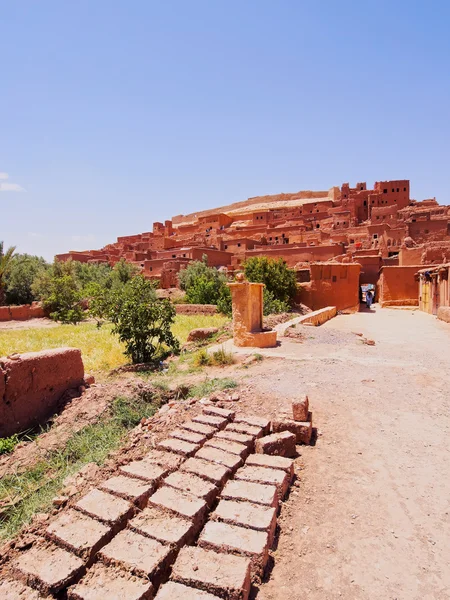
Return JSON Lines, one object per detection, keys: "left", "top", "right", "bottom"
{"left": 0, "top": 318, "right": 57, "bottom": 331}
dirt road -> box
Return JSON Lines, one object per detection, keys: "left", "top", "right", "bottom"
{"left": 241, "top": 307, "right": 450, "bottom": 600}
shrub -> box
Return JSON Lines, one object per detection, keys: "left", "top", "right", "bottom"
{"left": 178, "top": 257, "right": 228, "bottom": 305}
{"left": 217, "top": 286, "right": 232, "bottom": 317}
{"left": 211, "top": 346, "right": 235, "bottom": 366}
{"left": 244, "top": 257, "right": 297, "bottom": 305}
{"left": 0, "top": 242, "right": 16, "bottom": 306}
{"left": 33, "top": 260, "right": 84, "bottom": 324}
{"left": 4, "top": 254, "right": 49, "bottom": 305}
{"left": 263, "top": 288, "right": 290, "bottom": 315}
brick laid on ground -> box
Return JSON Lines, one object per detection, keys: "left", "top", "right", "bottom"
{"left": 212, "top": 499, "right": 277, "bottom": 545}
{"left": 215, "top": 430, "right": 254, "bottom": 449}
{"left": 234, "top": 465, "right": 290, "bottom": 499}
{"left": 202, "top": 406, "right": 235, "bottom": 420}
{"left": 46, "top": 509, "right": 111, "bottom": 561}
{"left": 171, "top": 546, "right": 251, "bottom": 600}
{"left": 14, "top": 544, "right": 84, "bottom": 595}
{"left": 67, "top": 563, "right": 153, "bottom": 600}
{"left": 0, "top": 579, "right": 43, "bottom": 599}
{"left": 234, "top": 415, "right": 270, "bottom": 435}
{"left": 142, "top": 449, "right": 185, "bottom": 471}
{"left": 157, "top": 437, "right": 200, "bottom": 457}
{"left": 245, "top": 453, "right": 294, "bottom": 478}
{"left": 225, "top": 422, "right": 264, "bottom": 438}
{"left": 255, "top": 431, "right": 296, "bottom": 457}
{"left": 99, "top": 528, "right": 174, "bottom": 581}
{"left": 204, "top": 437, "right": 249, "bottom": 459}
{"left": 193, "top": 414, "right": 228, "bottom": 430}
{"left": 181, "top": 421, "right": 217, "bottom": 438}
{"left": 199, "top": 520, "right": 270, "bottom": 577}
{"left": 129, "top": 505, "right": 197, "bottom": 546}
{"left": 155, "top": 581, "right": 222, "bottom": 600}
{"left": 75, "top": 489, "right": 133, "bottom": 526}
{"left": 148, "top": 485, "right": 208, "bottom": 525}
{"left": 163, "top": 471, "right": 218, "bottom": 507}
{"left": 271, "top": 419, "right": 312, "bottom": 444}
{"left": 221, "top": 479, "right": 278, "bottom": 508}
{"left": 196, "top": 446, "right": 243, "bottom": 472}
{"left": 292, "top": 396, "right": 309, "bottom": 422}
{"left": 99, "top": 475, "right": 155, "bottom": 507}
{"left": 170, "top": 427, "right": 208, "bottom": 446}
{"left": 180, "top": 457, "right": 231, "bottom": 486}
{"left": 119, "top": 460, "right": 168, "bottom": 483}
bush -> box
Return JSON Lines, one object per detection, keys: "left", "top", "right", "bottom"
{"left": 4, "top": 254, "right": 49, "bottom": 305}
{"left": 109, "top": 275, "right": 180, "bottom": 364}
{"left": 178, "top": 257, "right": 228, "bottom": 305}
{"left": 217, "top": 286, "right": 232, "bottom": 317}
{"left": 263, "top": 288, "right": 290, "bottom": 315}
{"left": 244, "top": 257, "right": 297, "bottom": 305}
{"left": 32, "top": 261, "right": 84, "bottom": 323}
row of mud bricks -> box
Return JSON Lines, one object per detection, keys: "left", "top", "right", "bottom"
{"left": 3, "top": 398, "right": 313, "bottom": 600}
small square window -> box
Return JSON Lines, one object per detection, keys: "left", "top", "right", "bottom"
{"left": 403, "top": 187, "right": 406, "bottom": 192}
{"left": 332, "top": 275, "right": 337, "bottom": 282}
{"left": 383, "top": 189, "right": 388, "bottom": 193}
{"left": 397, "top": 188, "right": 399, "bottom": 192}
{"left": 237, "top": 243, "right": 241, "bottom": 247}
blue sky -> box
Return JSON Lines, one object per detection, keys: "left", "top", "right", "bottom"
{"left": 1, "top": 1, "right": 449, "bottom": 260}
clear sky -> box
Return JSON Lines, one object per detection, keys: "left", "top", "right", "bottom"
{"left": 1, "top": 0, "right": 449, "bottom": 260}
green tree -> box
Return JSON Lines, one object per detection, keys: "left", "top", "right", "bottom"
{"left": 4, "top": 254, "right": 49, "bottom": 305}
{"left": 109, "top": 275, "right": 180, "bottom": 364}
{"left": 0, "top": 241, "right": 16, "bottom": 305}
{"left": 178, "top": 258, "right": 228, "bottom": 305}
{"left": 243, "top": 257, "right": 297, "bottom": 305}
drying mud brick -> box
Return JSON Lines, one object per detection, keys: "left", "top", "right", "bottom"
{"left": 221, "top": 479, "right": 278, "bottom": 508}
{"left": 142, "top": 449, "right": 185, "bottom": 471}
{"left": 46, "top": 509, "right": 111, "bottom": 561}
{"left": 234, "top": 415, "right": 271, "bottom": 435}
{"left": 292, "top": 396, "right": 309, "bottom": 422}
{"left": 245, "top": 453, "right": 294, "bottom": 479}
{"left": 272, "top": 419, "right": 313, "bottom": 445}
{"left": 148, "top": 485, "right": 208, "bottom": 525}
{"left": 163, "top": 471, "right": 218, "bottom": 507}
{"left": 204, "top": 437, "right": 249, "bottom": 459}
{"left": 180, "top": 457, "right": 231, "bottom": 487}
{"left": 157, "top": 437, "right": 200, "bottom": 457}
{"left": 120, "top": 460, "right": 168, "bottom": 483}
{"left": 0, "top": 579, "right": 43, "bottom": 599}
{"left": 98, "top": 529, "right": 173, "bottom": 581}
{"left": 170, "top": 427, "right": 207, "bottom": 446}
{"left": 215, "top": 430, "right": 254, "bottom": 449}
{"left": 171, "top": 546, "right": 251, "bottom": 600}
{"left": 196, "top": 446, "right": 243, "bottom": 472}
{"left": 199, "top": 521, "right": 270, "bottom": 577}
{"left": 67, "top": 563, "right": 153, "bottom": 600}
{"left": 129, "top": 505, "right": 197, "bottom": 547}
{"left": 75, "top": 489, "right": 133, "bottom": 526}
{"left": 14, "top": 544, "right": 85, "bottom": 595}
{"left": 255, "top": 431, "right": 296, "bottom": 457}
{"left": 181, "top": 420, "right": 217, "bottom": 438}
{"left": 202, "top": 406, "right": 236, "bottom": 420}
{"left": 226, "top": 422, "right": 264, "bottom": 438}
{"left": 99, "top": 475, "right": 155, "bottom": 507}
{"left": 193, "top": 414, "right": 228, "bottom": 430}
{"left": 234, "top": 465, "right": 290, "bottom": 499}
{"left": 155, "top": 581, "right": 222, "bottom": 600}
{"left": 212, "top": 499, "right": 277, "bottom": 546}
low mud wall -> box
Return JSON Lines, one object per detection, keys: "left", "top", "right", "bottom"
{"left": 0, "top": 348, "right": 85, "bottom": 437}
{"left": 437, "top": 306, "right": 450, "bottom": 323}
{"left": 300, "top": 306, "right": 337, "bottom": 326}
{"left": 0, "top": 302, "right": 46, "bottom": 322}
{"left": 175, "top": 304, "right": 218, "bottom": 315}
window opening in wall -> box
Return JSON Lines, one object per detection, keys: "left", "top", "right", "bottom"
{"left": 364, "top": 200, "right": 367, "bottom": 206}
{"left": 404, "top": 187, "right": 406, "bottom": 191}
{"left": 237, "top": 243, "right": 241, "bottom": 247}
{"left": 332, "top": 275, "right": 337, "bottom": 282}
{"left": 397, "top": 188, "right": 399, "bottom": 192}
{"left": 172, "top": 254, "right": 176, "bottom": 258}
{"left": 373, "top": 234, "right": 378, "bottom": 239}
{"left": 224, "top": 245, "right": 228, "bottom": 249}
{"left": 183, "top": 254, "right": 186, "bottom": 257}
{"left": 383, "top": 189, "right": 387, "bottom": 193}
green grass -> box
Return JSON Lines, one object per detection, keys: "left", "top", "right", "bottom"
{"left": 0, "top": 314, "right": 229, "bottom": 376}
{"left": 187, "top": 377, "right": 238, "bottom": 398}
{"left": 0, "top": 434, "right": 20, "bottom": 455}
{"left": 0, "top": 394, "right": 158, "bottom": 540}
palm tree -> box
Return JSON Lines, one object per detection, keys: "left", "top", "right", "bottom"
{"left": 0, "top": 241, "right": 16, "bottom": 305}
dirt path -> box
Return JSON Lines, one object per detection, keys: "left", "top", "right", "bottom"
{"left": 239, "top": 307, "right": 450, "bottom": 600}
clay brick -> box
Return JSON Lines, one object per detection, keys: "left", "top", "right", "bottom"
{"left": 148, "top": 485, "right": 207, "bottom": 525}
{"left": 75, "top": 489, "right": 133, "bottom": 526}
{"left": 235, "top": 465, "right": 290, "bottom": 499}
{"left": 215, "top": 430, "right": 254, "bottom": 449}
{"left": 225, "top": 422, "right": 263, "bottom": 438}
{"left": 234, "top": 415, "right": 270, "bottom": 435}
{"left": 199, "top": 521, "right": 270, "bottom": 577}
{"left": 142, "top": 449, "right": 185, "bottom": 471}
{"left": 99, "top": 528, "right": 173, "bottom": 581}
{"left": 0, "top": 579, "right": 43, "bottom": 599}
{"left": 196, "top": 446, "right": 243, "bottom": 472}
{"left": 204, "top": 437, "right": 249, "bottom": 459}
{"left": 163, "top": 471, "right": 218, "bottom": 507}
{"left": 180, "top": 457, "right": 231, "bottom": 487}
{"left": 157, "top": 437, "right": 200, "bottom": 457}
{"left": 255, "top": 431, "right": 296, "bottom": 457}
{"left": 67, "top": 563, "right": 153, "bottom": 600}
{"left": 292, "top": 396, "right": 309, "bottom": 422}
{"left": 181, "top": 420, "right": 216, "bottom": 438}
{"left": 120, "top": 460, "right": 168, "bottom": 483}
{"left": 202, "top": 406, "right": 235, "bottom": 420}
{"left": 171, "top": 546, "right": 251, "bottom": 600}
{"left": 272, "top": 419, "right": 312, "bottom": 444}
{"left": 170, "top": 427, "right": 207, "bottom": 446}
{"left": 245, "top": 453, "right": 294, "bottom": 479}
{"left": 212, "top": 499, "right": 277, "bottom": 546}
{"left": 155, "top": 581, "right": 222, "bottom": 600}
{"left": 193, "top": 414, "right": 228, "bottom": 430}
{"left": 14, "top": 544, "right": 85, "bottom": 595}
{"left": 100, "top": 475, "right": 155, "bottom": 507}
{"left": 129, "top": 505, "right": 197, "bottom": 546}
{"left": 46, "top": 509, "right": 111, "bottom": 561}
{"left": 221, "top": 479, "right": 278, "bottom": 508}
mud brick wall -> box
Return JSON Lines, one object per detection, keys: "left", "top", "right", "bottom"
{"left": 0, "top": 348, "right": 85, "bottom": 437}
{"left": 378, "top": 266, "right": 423, "bottom": 307}
{"left": 175, "top": 304, "right": 218, "bottom": 316}
{"left": 0, "top": 302, "right": 46, "bottom": 322}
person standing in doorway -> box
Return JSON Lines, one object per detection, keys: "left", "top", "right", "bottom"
{"left": 366, "top": 290, "right": 373, "bottom": 308}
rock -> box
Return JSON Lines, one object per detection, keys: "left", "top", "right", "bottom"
{"left": 186, "top": 327, "right": 219, "bottom": 342}
{"left": 85, "top": 374, "right": 95, "bottom": 386}
{"left": 292, "top": 396, "right": 309, "bottom": 422}
{"left": 363, "top": 339, "right": 376, "bottom": 346}
{"left": 52, "top": 496, "right": 69, "bottom": 508}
